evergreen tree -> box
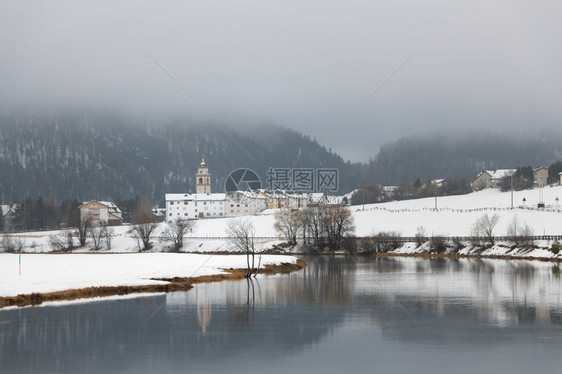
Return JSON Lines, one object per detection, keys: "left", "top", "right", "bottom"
{"left": 548, "top": 161, "right": 562, "bottom": 184}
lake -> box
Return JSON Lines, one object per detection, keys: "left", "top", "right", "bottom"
{"left": 2, "top": 256, "right": 562, "bottom": 373}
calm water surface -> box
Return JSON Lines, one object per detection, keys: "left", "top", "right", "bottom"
{"left": 2, "top": 256, "right": 562, "bottom": 373}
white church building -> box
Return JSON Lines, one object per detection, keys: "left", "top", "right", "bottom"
{"left": 165, "top": 158, "right": 266, "bottom": 222}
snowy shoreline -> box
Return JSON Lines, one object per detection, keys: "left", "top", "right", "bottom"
{"left": 0, "top": 253, "right": 303, "bottom": 309}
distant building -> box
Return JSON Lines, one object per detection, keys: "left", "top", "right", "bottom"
{"left": 382, "top": 186, "right": 397, "bottom": 198}
{"left": 533, "top": 166, "right": 548, "bottom": 186}
{"left": 227, "top": 191, "right": 268, "bottom": 216}
{"left": 472, "top": 170, "right": 494, "bottom": 190}
{"left": 165, "top": 193, "right": 226, "bottom": 221}
{"left": 256, "top": 190, "right": 308, "bottom": 209}
{"left": 165, "top": 157, "right": 267, "bottom": 222}
{"left": 432, "top": 179, "right": 446, "bottom": 188}
{"left": 491, "top": 169, "right": 516, "bottom": 189}
{"left": 79, "top": 200, "right": 123, "bottom": 226}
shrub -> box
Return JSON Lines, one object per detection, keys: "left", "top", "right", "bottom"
{"left": 451, "top": 237, "right": 465, "bottom": 253}
{"left": 551, "top": 241, "right": 562, "bottom": 255}
{"left": 364, "top": 232, "right": 402, "bottom": 253}
{"left": 415, "top": 226, "right": 427, "bottom": 248}
{"left": 1, "top": 235, "right": 24, "bottom": 253}
{"left": 430, "top": 236, "right": 448, "bottom": 254}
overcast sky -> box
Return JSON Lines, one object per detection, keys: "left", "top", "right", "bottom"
{"left": 1, "top": 0, "right": 561, "bottom": 161}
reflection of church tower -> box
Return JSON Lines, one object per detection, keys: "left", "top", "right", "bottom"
{"left": 195, "top": 157, "right": 211, "bottom": 194}
{"left": 196, "top": 288, "right": 212, "bottom": 336}
{"left": 197, "top": 299, "right": 212, "bottom": 336}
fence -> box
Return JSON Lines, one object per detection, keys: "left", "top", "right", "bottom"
{"left": 353, "top": 206, "right": 562, "bottom": 214}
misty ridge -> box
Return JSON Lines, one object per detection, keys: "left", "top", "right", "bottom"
{"left": 1, "top": 110, "right": 561, "bottom": 204}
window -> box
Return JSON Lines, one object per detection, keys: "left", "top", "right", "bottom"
{"left": 170, "top": 202, "right": 174, "bottom": 205}
{"left": 184, "top": 202, "right": 188, "bottom": 205}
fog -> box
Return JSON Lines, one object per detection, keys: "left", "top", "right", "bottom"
{"left": 1, "top": 0, "right": 561, "bottom": 161}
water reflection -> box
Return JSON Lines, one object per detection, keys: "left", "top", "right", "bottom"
{"left": 1, "top": 257, "right": 562, "bottom": 373}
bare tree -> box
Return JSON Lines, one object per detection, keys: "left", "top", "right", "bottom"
{"left": 161, "top": 218, "right": 195, "bottom": 252}
{"left": 322, "top": 205, "right": 355, "bottom": 251}
{"left": 130, "top": 210, "right": 159, "bottom": 251}
{"left": 49, "top": 229, "right": 74, "bottom": 252}
{"left": 415, "top": 226, "right": 427, "bottom": 247}
{"left": 89, "top": 223, "right": 109, "bottom": 251}
{"left": 471, "top": 213, "right": 500, "bottom": 245}
{"left": 227, "top": 219, "right": 259, "bottom": 277}
{"left": 105, "top": 226, "right": 113, "bottom": 251}
{"left": 507, "top": 215, "right": 534, "bottom": 248}
{"left": 302, "top": 206, "right": 326, "bottom": 248}
{"left": 506, "top": 215, "right": 520, "bottom": 243}
{"left": 69, "top": 210, "right": 92, "bottom": 247}
{"left": 273, "top": 209, "right": 302, "bottom": 245}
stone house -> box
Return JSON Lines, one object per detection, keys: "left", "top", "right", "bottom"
{"left": 533, "top": 166, "right": 548, "bottom": 186}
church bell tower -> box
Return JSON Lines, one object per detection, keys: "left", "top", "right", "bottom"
{"left": 195, "top": 157, "right": 211, "bottom": 194}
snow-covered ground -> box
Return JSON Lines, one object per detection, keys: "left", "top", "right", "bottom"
{"left": 0, "top": 253, "right": 299, "bottom": 298}
{"left": 354, "top": 185, "right": 562, "bottom": 237}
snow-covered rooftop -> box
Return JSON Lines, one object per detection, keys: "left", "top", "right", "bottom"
{"left": 166, "top": 193, "right": 227, "bottom": 201}
{"left": 492, "top": 169, "right": 516, "bottom": 180}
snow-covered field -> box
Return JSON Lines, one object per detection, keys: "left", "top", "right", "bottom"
{"left": 353, "top": 185, "right": 562, "bottom": 237}
{"left": 0, "top": 253, "right": 299, "bottom": 298}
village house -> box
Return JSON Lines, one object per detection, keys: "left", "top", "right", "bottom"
{"left": 256, "top": 190, "right": 308, "bottom": 209}
{"left": 533, "top": 166, "right": 548, "bottom": 186}
{"left": 227, "top": 190, "right": 268, "bottom": 215}
{"left": 491, "top": 169, "right": 515, "bottom": 188}
{"left": 79, "top": 200, "right": 123, "bottom": 226}
{"left": 471, "top": 171, "right": 494, "bottom": 190}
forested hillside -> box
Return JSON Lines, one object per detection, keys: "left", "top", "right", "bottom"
{"left": 0, "top": 111, "right": 350, "bottom": 203}
{"left": 1, "top": 111, "right": 561, "bottom": 204}
{"left": 364, "top": 130, "right": 562, "bottom": 185}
